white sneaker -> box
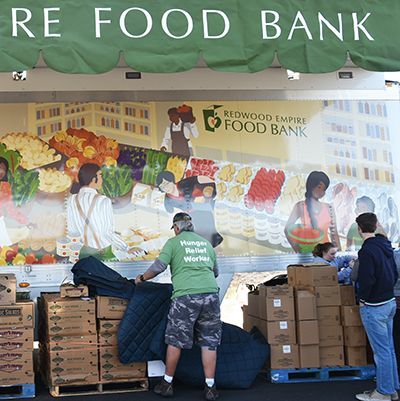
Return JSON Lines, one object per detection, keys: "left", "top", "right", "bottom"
{"left": 356, "top": 390, "right": 391, "bottom": 401}
{"left": 360, "top": 389, "right": 398, "bottom": 401}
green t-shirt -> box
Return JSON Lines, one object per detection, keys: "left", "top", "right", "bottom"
{"left": 158, "top": 231, "right": 218, "bottom": 299}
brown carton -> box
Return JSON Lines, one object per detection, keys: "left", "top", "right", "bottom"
{"left": 0, "top": 354, "right": 34, "bottom": 385}
{"left": 295, "top": 290, "right": 317, "bottom": 320}
{"left": 242, "top": 306, "right": 249, "bottom": 331}
{"left": 0, "top": 327, "right": 33, "bottom": 351}
{"left": 99, "top": 347, "right": 146, "bottom": 371}
{"left": 98, "top": 319, "right": 120, "bottom": 346}
{"left": 270, "top": 344, "right": 299, "bottom": 369}
{"left": 48, "top": 348, "right": 98, "bottom": 368}
{"left": 317, "top": 306, "right": 341, "bottom": 326}
{"left": 46, "top": 311, "right": 96, "bottom": 326}
{"left": 0, "top": 274, "right": 16, "bottom": 305}
{"left": 60, "top": 284, "right": 89, "bottom": 298}
{"left": 263, "top": 287, "right": 294, "bottom": 321}
{"left": 319, "top": 345, "right": 344, "bottom": 366}
{"left": 340, "top": 286, "right": 356, "bottom": 306}
{"left": 0, "top": 302, "right": 34, "bottom": 327}
{"left": 266, "top": 321, "right": 296, "bottom": 345}
{"left": 345, "top": 346, "right": 367, "bottom": 366}
{"left": 47, "top": 333, "right": 98, "bottom": 351}
{"left": 47, "top": 370, "right": 99, "bottom": 386}
{"left": 293, "top": 265, "right": 338, "bottom": 288}
{"left": 343, "top": 326, "right": 366, "bottom": 346}
{"left": 0, "top": 350, "right": 32, "bottom": 363}
{"left": 96, "top": 296, "right": 128, "bottom": 319}
{"left": 43, "top": 294, "right": 95, "bottom": 315}
{"left": 319, "top": 325, "right": 343, "bottom": 346}
{"left": 46, "top": 320, "right": 97, "bottom": 336}
{"left": 287, "top": 265, "right": 297, "bottom": 287}
{"left": 309, "top": 286, "right": 341, "bottom": 307}
{"left": 247, "top": 315, "right": 261, "bottom": 333}
{"left": 341, "top": 306, "right": 362, "bottom": 326}
{"left": 299, "top": 345, "right": 320, "bottom": 368}
{"left": 259, "top": 286, "right": 294, "bottom": 320}
{"left": 297, "top": 321, "right": 319, "bottom": 345}
{"left": 248, "top": 291, "right": 260, "bottom": 318}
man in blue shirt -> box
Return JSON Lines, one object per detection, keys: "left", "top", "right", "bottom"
{"left": 355, "top": 213, "right": 399, "bottom": 401}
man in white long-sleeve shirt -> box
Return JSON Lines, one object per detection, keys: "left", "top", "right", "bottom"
{"left": 160, "top": 107, "right": 199, "bottom": 157}
{"left": 67, "top": 163, "right": 128, "bottom": 261}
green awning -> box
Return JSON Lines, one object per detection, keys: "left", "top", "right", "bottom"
{"left": 2, "top": 0, "right": 400, "bottom": 74}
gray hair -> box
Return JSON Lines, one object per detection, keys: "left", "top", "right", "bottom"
{"left": 175, "top": 220, "right": 194, "bottom": 232}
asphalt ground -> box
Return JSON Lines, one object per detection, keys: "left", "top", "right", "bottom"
{"left": 32, "top": 374, "right": 376, "bottom": 401}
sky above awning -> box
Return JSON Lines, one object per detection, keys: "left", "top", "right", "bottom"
{"left": 2, "top": 0, "right": 400, "bottom": 74}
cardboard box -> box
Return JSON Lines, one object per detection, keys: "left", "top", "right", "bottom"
{"left": 309, "top": 286, "right": 341, "bottom": 307}
{"left": 340, "top": 286, "right": 356, "bottom": 306}
{"left": 99, "top": 347, "right": 146, "bottom": 371}
{"left": 0, "top": 354, "right": 34, "bottom": 385}
{"left": 287, "top": 265, "right": 297, "bottom": 287}
{"left": 296, "top": 321, "right": 319, "bottom": 345}
{"left": 341, "top": 306, "right": 362, "bottom": 326}
{"left": 0, "top": 327, "right": 33, "bottom": 351}
{"left": 0, "top": 350, "right": 32, "bottom": 363}
{"left": 299, "top": 345, "right": 320, "bottom": 368}
{"left": 60, "top": 284, "right": 89, "bottom": 298}
{"left": 43, "top": 294, "right": 95, "bottom": 315}
{"left": 266, "top": 321, "right": 296, "bottom": 345}
{"left": 46, "top": 311, "right": 96, "bottom": 325}
{"left": 47, "top": 370, "right": 99, "bottom": 386}
{"left": 248, "top": 291, "right": 260, "bottom": 318}
{"left": 0, "top": 302, "right": 34, "bottom": 327}
{"left": 47, "top": 333, "right": 98, "bottom": 351}
{"left": 259, "top": 286, "right": 293, "bottom": 320}
{"left": 96, "top": 296, "right": 128, "bottom": 319}
{"left": 290, "top": 265, "right": 338, "bottom": 288}
{"left": 246, "top": 315, "right": 260, "bottom": 333}
{"left": 319, "top": 325, "right": 343, "bottom": 346}
{"left": 295, "top": 290, "right": 317, "bottom": 320}
{"left": 270, "top": 344, "right": 299, "bottom": 369}
{"left": 242, "top": 306, "right": 249, "bottom": 331}
{"left": 345, "top": 346, "right": 367, "bottom": 366}
{"left": 100, "top": 322, "right": 121, "bottom": 334}
{"left": 46, "top": 320, "right": 97, "bottom": 336}
{"left": 262, "top": 287, "right": 294, "bottom": 321}
{"left": 319, "top": 345, "right": 344, "bottom": 366}
{"left": 343, "top": 326, "right": 366, "bottom": 346}
{"left": 317, "top": 306, "right": 341, "bottom": 326}
{"left": 48, "top": 348, "right": 98, "bottom": 368}
{"left": 0, "top": 274, "right": 16, "bottom": 305}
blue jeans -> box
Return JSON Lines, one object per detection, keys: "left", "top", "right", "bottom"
{"left": 360, "top": 300, "right": 399, "bottom": 395}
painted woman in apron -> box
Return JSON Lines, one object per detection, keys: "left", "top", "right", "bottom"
{"left": 0, "top": 157, "right": 28, "bottom": 246}
{"left": 160, "top": 107, "right": 199, "bottom": 157}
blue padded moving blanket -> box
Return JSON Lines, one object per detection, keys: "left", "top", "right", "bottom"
{"left": 72, "top": 258, "right": 269, "bottom": 389}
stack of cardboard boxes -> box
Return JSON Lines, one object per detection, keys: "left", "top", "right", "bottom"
{"left": 244, "top": 264, "right": 368, "bottom": 369}
{"left": 0, "top": 274, "right": 35, "bottom": 386}
{"left": 96, "top": 296, "right": 146, "bottom": 383}
{"left": 39, "top": 289, "right": 147, "bottom": 387}
{"left": 38, "top": 286, "right": 99, "bottom": 386}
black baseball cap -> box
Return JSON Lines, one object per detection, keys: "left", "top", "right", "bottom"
{"left": 171, "top": 212, "right": 192, "bottom": 229}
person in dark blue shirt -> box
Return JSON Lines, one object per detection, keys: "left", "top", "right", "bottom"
{"left": 355, "top": 213, "right": 399, "bottom": 401}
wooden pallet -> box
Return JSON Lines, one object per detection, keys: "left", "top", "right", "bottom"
{"left": 268, "top": 365, "right": 376, "bottom": 383}
{"left": 0, "top": 383, "right": 35, "bottom": 399}
{"left": 49, "top": 377, "right": 148, "bottom": 397}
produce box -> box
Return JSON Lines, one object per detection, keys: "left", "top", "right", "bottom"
{"left": 341, "top": 306, "right": 362, "bottom": 326}
{"left": 0, "top": 327, "right": 34, "bottom": 351}
{"left": 96, "top": 296, "right": 128, "bottom": 319}
{"left": 0, "top": 354, "right": 34, "bottom": 385}
{"left": 270, "top": 345, "right": 299, "bottom": 369}
{"left": 0, "top": 301, "right": 34, "bottom": 327}
{"left": 295, "top": 290, "right": 317, "bottom": 320}
{"left": 47, "top": 333, "right": 98, "bottom": 351}
{"left": 42, "top": 293, "right": 95, "bottom": 315}
{"left": 60, "top": 284, "right": 89, "bottom": 298}
{"left": 319, "top": 346, "right": 344, "bottom": 367}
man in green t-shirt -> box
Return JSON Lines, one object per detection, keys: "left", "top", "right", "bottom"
{"left": 135, "top": 212, "right": 221, "bottom": 401}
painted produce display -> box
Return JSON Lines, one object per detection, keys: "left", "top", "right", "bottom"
{"left": 0, "top": 99, "right": 399, "bottom": 265}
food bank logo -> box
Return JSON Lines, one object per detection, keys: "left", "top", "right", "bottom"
{"left": 203, "top": 105, "right": 222, "bottom": 132}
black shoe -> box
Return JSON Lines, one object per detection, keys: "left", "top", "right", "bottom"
{"left": 154, "top": 379, "right": 174, "bottom": 397}
{"left": 204, "top": 384, "right": 219, "bottom": 401}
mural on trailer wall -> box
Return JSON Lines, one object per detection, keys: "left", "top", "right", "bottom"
{"left": 0, "top": 100, "right": 399, "bottom": 265}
